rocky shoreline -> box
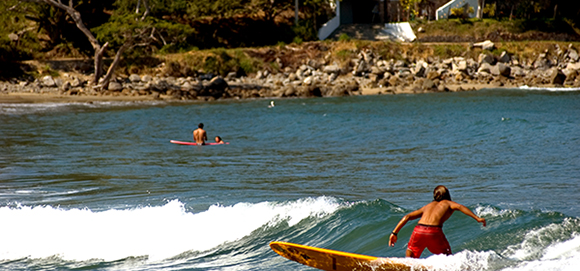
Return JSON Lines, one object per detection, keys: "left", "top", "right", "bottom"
{"left": 1, "top": 41, "right": 579, "bottom": 103}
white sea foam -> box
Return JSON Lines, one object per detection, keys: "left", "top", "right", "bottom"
{"left": 0, "top": 101, "right": 165, "bottom": 115}
{"left": 542, "top": 233, "right": 580, "bottom": 261}
{"left": 421, "top": 245, "right": 580, "bottom": 271}
{"left": 503, "top": 217, "right": 580, "bottom": 261}
{"left": 499, "top": 235, "right": 580, "bottom": 271}
{"left": 411, "top": 217, "right": 580, "bottom": 271}
{"left": 517, "top": 85, "right": 580, "bottom": 92}
{"left": 474, "top": 205, "right": 520, "bottom": 218}
{"left": 0, "top": 102, "right": 65, "bottom": 114}
{"left": 421, "top": 250, "right": 503, "bottom": 271}
{"left": 0, "top": 197, "right": 342, "bottom": 262}
{"left": 493, "top": 218, "right": 580, "bottom": 271}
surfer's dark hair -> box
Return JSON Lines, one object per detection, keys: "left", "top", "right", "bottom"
{"left": 433, "top": 185, "right": 451, "bottom": 201}
{"left": 198, "top": 123, "right": 204, "bottom": 128}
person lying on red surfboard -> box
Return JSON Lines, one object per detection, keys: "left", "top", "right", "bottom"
{"left": 215, "top": 136, "right": 225, "bottom": 144}
{"left": 388, "top": 185, "right": 486, "bottom": 258}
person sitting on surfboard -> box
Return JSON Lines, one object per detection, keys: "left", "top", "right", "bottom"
{"left": 194, "top": 123, "right": 207, "bottom": 145}
{"left": 215, "top": 136, "right": 224, "bottom": 144}
{"left": 388, "top": 185, "right": 486, "bottom": 258}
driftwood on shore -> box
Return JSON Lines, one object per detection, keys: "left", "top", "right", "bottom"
{"left": 1, "top": 41, "right": 579, "bottom": 102}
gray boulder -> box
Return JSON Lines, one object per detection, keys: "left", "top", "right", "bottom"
{"left": 534, "top": 54, "right": 551, "bottom": 70}
{"left": 478, "top": 53, "right": 494, "bottom": 65}
{"left": 491, "top": 63, "right": 511, "bottom": 77}
{"left": 323, "top": 64, "right": 342, "bottom": 74}
{"left": 566, "top": 62, "right": 580, "bottom": 71}
{"left": 422, "top": 78, "right": 436, "bottom": 90}
{"left": 394, "top": 60, "right": 407, "bottom": 68}
{"left": 511, "top": 66, "right": 526, "bottom": 77}
{"left": 283, "top": 86, "right": 297, "bottom": 96}
{"left": 207, "top": 76, "right": 228, "bottom": 92}
{"left": 478, "top": 63, "right": 492, "bottom": 73}
{"left": 474, "top": 40, "right": 495, "bottom": 51}
{"left": 568, "top": 48, "right": 579, "bottom": 62}
{"left": 412, "top": 60, "right": 427, "bottom": 77}
{"left": 548, "top": 68, "right": 566, "bottom": 85}
{"left": 498, "top": 51, "right": 510, "bottom": 63}
{"left": 426, "top": 70, "right": 441, "bottom": 80}
{"left": 181, "top": 82, "right": 193, "bottom": 90}
{"left": 61, "top": 81, "right": 71, "bottom": 91}
{"left": 70, "top": 77, "right": 81, "bottom": 88}
{"left": 452, "top": 59, "right": 467, "bottom": 72}
{"left": 129, "top": 74, "right": 141, "bottom": 83}
{"left": 41, "top": 76, "right": 57, "bottom": 87}
{"left": 108, "top": 81, "right": 123, "bottom": 91}
{"left": 141, "top": 75, "right": 153, "bottom": 82}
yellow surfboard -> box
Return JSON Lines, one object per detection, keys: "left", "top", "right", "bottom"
{"left": 270, "top": 241, "right": 428, "bottom": 271}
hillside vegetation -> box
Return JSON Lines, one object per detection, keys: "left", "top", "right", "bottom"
{"left": 1, "top": 0, "right": 580, "bottom": 80}
{"left": 414, "top": 18, "right": 580, "bottom": 42}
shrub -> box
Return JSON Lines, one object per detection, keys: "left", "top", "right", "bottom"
{"left": 338, "top": 33, "right": 350, "bottom": 42}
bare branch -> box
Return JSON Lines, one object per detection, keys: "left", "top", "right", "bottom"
{"left": 158, "top": 32, "right": 167, "bottom": 46}
{"left": 31, "top": 0, "right": 100, "bottom": 51}
{"left": 100, "top": 41, "right": 132, "bottom": 89}
{"left": 140, "top": 0, "right": 150, "bottom": 21}
{"left": 94, "top": 42, "right": 108, "bottom": 85}
{"left": 8, "top": 2, "right": 23, "bottom": 11}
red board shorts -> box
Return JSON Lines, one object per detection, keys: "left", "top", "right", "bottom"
{"left": 407, "top": 224, "right": 452, "bottom": 258}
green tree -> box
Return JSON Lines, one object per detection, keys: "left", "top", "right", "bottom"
{"left": 400, "top": 0, "right": 422, "bottom": 21}
{"left": 298, "top": 0, "right": 334, "bottom": 40}
{"left": 186, "top": 0, "right": 246, "bottom": 19}
{"left": 250, "top": 0, "right": 293, "bottom": 22}
{"left": 1, "top": 1, "right": 44, "bottom": 62}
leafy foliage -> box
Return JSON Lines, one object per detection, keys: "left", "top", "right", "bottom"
{"left": 0, "top": 1, "right": 44, "bottom": 60}
{"left": 2, "top": 0, "right": 578, "bottom": 66}
{"left": 165, "top": 48, "right": 261, "bottom": 76}
{"left": 400, "top": 0, "right": 422, "bottom": 18}
{"left": 187, "top": 0, "right": 246, "bottom": 18}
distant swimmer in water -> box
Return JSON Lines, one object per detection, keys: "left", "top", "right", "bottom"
{"left": 215, "top": 136, "right": 225, "bottom": 144}
{"left": 388, "top": 185, "right": 486, "bottom": 258}
{"left": 193, "top": 123, "right": 207, "bottom": 145}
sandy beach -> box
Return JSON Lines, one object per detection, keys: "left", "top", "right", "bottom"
{"left": 0, "top": 92, "right": 160, "bottom": 104}
{"left": 0, "top": 83, "right": 509, "bottom": 104}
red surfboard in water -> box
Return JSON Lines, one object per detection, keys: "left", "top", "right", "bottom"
{"left": 170, "top": 140, "right": 229, "bottom": 146}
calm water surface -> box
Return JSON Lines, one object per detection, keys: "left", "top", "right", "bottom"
{"left": 0, "top": 88, "right": 579, "bottom": 270}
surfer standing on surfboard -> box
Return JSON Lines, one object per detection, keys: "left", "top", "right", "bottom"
{"left": 193, "top": 123, "right": 207, "bottom": 145}
{"left": 388, "top": 185, "right": 486, "bottom": 258}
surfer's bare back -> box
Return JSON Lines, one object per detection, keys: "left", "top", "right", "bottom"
{"left": 388, "top": 185, "right": 486, "bottom": 258}
{"left": 193, "top": 123, "right": 207, "bottom": 145}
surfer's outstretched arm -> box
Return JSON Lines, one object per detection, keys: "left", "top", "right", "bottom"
{"left": 388, "top": 208, "right": 423, "bottom": 247}
{"left": 450, "top": 202, "right": 486, "bottom": 226}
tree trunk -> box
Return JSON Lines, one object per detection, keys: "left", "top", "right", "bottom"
{"left": 93, "top": 42, "right": 108, "bottom": 85}
{"left": 510, "top": 5, "right": 514, "bottom": 21}
{"left": 295, "top": 0, "right": 299, "bottom": 24}
{"left": 140, "top": 0, "right": 150, "bottom": 21}
{"left": 22, "top": 0, "right": 149, "bottom": 90}
{"left": 477, "top": 0, "right": 485, "bottom": 19}
{"left": 28, "top": 0, "right": 104, "bottom": 85}
{"left": 100, "top": 41, "right": 131, "bottom": 89}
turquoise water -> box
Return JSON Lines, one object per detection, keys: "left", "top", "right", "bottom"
{"left": 0, "top": 88, "right": 579, "bottom": 270}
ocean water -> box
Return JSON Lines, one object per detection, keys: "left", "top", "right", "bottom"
{"left": 0, "top": 88, "right": 579, "bottom": 270}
